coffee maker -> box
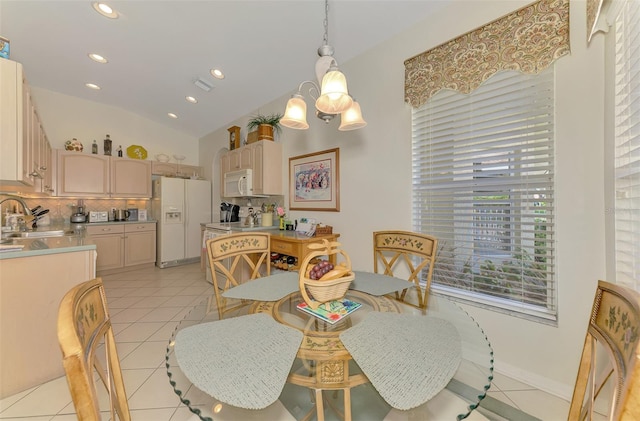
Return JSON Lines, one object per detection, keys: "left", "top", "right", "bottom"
{"left": 220, "top": 202, "right": 240, "bottom": 222}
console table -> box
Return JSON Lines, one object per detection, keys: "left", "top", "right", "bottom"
{"left": 270, "top": 231, "right": 340, "bottom": 271}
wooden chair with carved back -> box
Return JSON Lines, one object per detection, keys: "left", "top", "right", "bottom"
{"left": 569, "top": 280, "right": 640, "bottom": 420}
{"left": 206, "top": 232, "right": 271, "bottom": 319}
{"left": 373, "top": 230, "right": 438, "bottom": 310}
{"left": 57, "top": 277, "right": 130, "bottom": 420}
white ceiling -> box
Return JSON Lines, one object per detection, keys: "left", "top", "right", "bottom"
{"left": 0, "top": 1, "right": 447, "bottom": 138}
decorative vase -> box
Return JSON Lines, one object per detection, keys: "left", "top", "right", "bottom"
{"left": 279, "top": 216, "right": 285, "bottom": 230}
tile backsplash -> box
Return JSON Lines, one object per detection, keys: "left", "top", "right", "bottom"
{"left": 1, "top": 197, "right": 150, "bottom": 224}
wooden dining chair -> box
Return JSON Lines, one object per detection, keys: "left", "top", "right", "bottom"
{"left": 57, "top": 277, "right": 131, "bottom": 421}
{"left": 206, "top": 232, "right": 271, "bottom": 319}
{"left": 372, "top": 230, "right": 438, "bottom": 309}
{"left": 568, "top": 280, "right": 640, "bottom": 421}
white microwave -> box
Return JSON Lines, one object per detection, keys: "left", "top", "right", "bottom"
{"left": 223, "top": 169, "right": 253, "bottom": 197}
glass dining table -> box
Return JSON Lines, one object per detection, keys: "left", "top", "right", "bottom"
{"left": 165, "top": 272, "right": 494, "bottom": 421}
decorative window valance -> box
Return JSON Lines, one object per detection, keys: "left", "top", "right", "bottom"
{"left": 587, "top": 0, "right": 624, "bottom": 43}
{"left": 404, "top": 0, "right": 570, "bottom": 108}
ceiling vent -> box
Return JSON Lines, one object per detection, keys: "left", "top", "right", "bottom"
{"left": 194, "top": 78, "right": 214, "bottom": 92}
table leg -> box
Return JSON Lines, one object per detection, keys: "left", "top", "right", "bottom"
{"left": 344, "top": 388, "right": 352, "bottom": 421}
{"left": 315, "top": 389, "right": 325, "bottom": 421}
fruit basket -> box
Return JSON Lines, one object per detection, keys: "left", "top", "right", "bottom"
{"left": 298, "top": 239, "right": 354, "bottom": 309}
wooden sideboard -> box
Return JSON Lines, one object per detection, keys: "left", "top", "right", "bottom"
{"left": 270, "top": 231, "right": 340, "bottom": 271}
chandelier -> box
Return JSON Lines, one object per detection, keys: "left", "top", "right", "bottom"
{"left": 281, "top": 0, "right": 366, "bottom": 131}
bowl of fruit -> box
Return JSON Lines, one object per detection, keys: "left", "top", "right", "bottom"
{"left": 299, "top": 239, "right": 354, "bottom": 309}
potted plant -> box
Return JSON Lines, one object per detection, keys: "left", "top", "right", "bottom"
{"left": 247, "top": 113, "right": 283, "bottom": 141}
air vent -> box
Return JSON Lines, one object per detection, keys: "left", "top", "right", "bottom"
{"left": 194, "top": 78, "right": 214, "bottom": 92}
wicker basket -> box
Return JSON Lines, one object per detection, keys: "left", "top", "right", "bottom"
{"left": 298, "top": 239, "right": 352, "bottom": 309}
{"left": 303, "top": 272, "right": 354, "bottom": 304}
{"left": 314, "top": 225, "right": 333, "bottom": 236}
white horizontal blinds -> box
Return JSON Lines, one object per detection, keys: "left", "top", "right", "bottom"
{"left": 614, "top": 2, "right": 640, "bottom": 290}
{"left": 412, "top": 68, "right": 556, "bottom": 320}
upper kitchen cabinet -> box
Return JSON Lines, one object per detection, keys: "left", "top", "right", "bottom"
{"left": 0, "top": 59, "right": 53, "bottom": 192}
{"left": 57, "top": 152, "right": 110, "bottom": 197}
{"left": 220, "top": 140, "right": 282, "bottom": 195}
{"left": 111, "top": 158, "right": 152, "bottom": 197}
{"left": 57, "top": 151, "right": 152, "bottom": 198}
{"left": 151, "top": 162, "right": 203, "bottom": 178}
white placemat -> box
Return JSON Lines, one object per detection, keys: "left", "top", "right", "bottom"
{"left": 339, "top": 312, "right": 461, "bottom": 410}
{"left": 174, "top": 313, "right": 303, "bottom": 409}
{"left": 349, "top": 271, "right": 416, "bottom": 296}
{"left": 222, "top": 271, "right": 299, "bottom": 301}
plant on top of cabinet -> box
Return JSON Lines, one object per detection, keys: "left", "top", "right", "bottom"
{"left": 247, "top": 113, "right": 283, "bottom": 141}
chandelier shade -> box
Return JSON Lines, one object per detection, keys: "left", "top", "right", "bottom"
{"left": 339, "top": 99, "right": 367, "bottom": 131}
{"left": 281, "top": 94, "right": 310, "bottom": 130}
{"left": 315, "top": 66, "right": 352, "bottom": 114}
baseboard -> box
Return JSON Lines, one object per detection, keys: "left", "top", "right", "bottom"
{"left": 493, "top": 360, "right": 573, "bottom": 401}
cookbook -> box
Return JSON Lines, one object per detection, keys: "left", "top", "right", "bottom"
{"left": 296, "top": 299, "right": 361, "bottom": 324}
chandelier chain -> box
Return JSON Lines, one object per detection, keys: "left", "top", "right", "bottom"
{"left": 323, "top": 0, "right": 329, "bottom": 46}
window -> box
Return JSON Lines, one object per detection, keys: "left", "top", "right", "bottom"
{"left": 412, "top": 68, "right": 556, "bottom": 321}
{"left": 613, "top": 1, "right": 640, "bottom": 290}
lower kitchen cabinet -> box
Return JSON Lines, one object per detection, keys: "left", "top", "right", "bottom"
{"left": 85, "top": 222, "right": 156, "bottom": 272}
{"left": 124, "top": 223, "right": 156, "bottom": 266}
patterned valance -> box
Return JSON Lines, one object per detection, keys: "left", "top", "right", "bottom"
{"left": 404, "top": 0, "right": 570, "bottom": 108}
{"left": 587, "top": 0, "right": 604, "bottom": 42}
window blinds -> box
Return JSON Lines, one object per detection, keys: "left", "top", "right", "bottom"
{"left": 614, "top": 2, "right": 640, "bottom": 290}
{"left": 412, "top": 69, "right": 556, "bottom": 320}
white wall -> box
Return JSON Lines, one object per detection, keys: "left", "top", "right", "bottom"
{"left": 199, "top": 0, "right": 605, "bottom": 399}
{"left": 30, "top": 87, "right": 199, "bottom": 165}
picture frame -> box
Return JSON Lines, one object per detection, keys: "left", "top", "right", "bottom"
{"left": 289, "top": 148, "right": 339, "bottom": 212}
{"left": 228, "top": 125, "right": 240, "bottom": 150}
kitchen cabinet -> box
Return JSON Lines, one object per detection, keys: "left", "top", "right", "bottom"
{"left": 151, "top": 162, "right": 203, "bottom": 178}
{"left": 56, "top": 151, "right": 152, "bottom": 198}
{"left": 111, "top": 157, "right": 152, "bottom": 197}
{"left": 0, "top": 59, "right": 53, "bottom": 191}
{"left": 0, "top": 247, "right": 96, "bottom": 398}
{"left": 85, "top": 224, "right": 125, "bottom": 270}
{"left": 220, "top": 140, "right": 282, "bottom": 195}
{"left": 270, "top": 232, "right": 340, "bottom": 271}
{"left": 85, "top": 222, "right": 156, "bottom": 272}
{"left": 124, "top": 223, "right": 156, "bottom": 266}
{"left": 57, "top": 152, "right": 110, "bottom": 197}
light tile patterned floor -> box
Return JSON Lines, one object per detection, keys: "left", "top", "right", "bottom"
{"left": 0, "top": 263, "right": 571, "bottom": 421}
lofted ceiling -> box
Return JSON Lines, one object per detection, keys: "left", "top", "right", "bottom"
{"left": 0, "top": 1, "right": 447, "bottom": 139}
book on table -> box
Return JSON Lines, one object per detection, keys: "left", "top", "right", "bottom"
{"left": 296, "top": 299, "right": 362, "bottom": 324}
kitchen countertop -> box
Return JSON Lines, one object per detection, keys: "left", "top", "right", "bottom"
{"left": 0, "top": 235, "right": 96, "bottom": 259}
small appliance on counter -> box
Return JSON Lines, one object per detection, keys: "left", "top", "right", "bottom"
{"left": 114, "top": 209, "right": 130, "bottom": 221}
{"left": 70, "top": 200, "right": 87, "bottom": 223}
{"left": 220, "top": 202, "right": 240, "bottom": 222}
{"left": 88, "top": 211, "right": 109, "bottom": 223}
{"left": 127, "top": 208, "right": 138, "bottom": 221}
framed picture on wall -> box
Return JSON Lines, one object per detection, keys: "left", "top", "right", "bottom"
{"left": 228, "top": 126, "right": 240, "bottom": 150}
{"left": 289, "top": 148, "right": 339, "bottom": 212}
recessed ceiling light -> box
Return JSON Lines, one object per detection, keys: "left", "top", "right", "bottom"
{"left": 92, "top": 2, "right": 119, "bottom": 19}
{"left": 85, "top": 83, "right": 101, "bottom": 90}
{"left": 88, "top": 53, "right": 108, "bottom": 64}
{"left": 210, "top": 68, "right": 225, "bottom": 79}
{"left": 168, "top": 113, "right": 178, "bottom": 119}
{"left": 185, "top": 96, "right": 198, "bottom": 104}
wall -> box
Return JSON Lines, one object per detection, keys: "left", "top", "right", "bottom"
{"left": 30, "top": 87, "right": 199, "bottom": 165}
{"left": 199, "top": 0, "right": 605, "bottom": 399}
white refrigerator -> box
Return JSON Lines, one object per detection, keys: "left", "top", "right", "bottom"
{"left": 152, "top": 177, "right": 211, "bottom": 268}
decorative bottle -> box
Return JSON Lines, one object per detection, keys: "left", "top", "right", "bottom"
{"left": 117, "top": 145, "right": 123, "bottom": 157}
{"left": 103, "top": 134, "right": 112, "bottom": 156}
{"left": 91, "top": 140, "right": 98, "bottom": 154}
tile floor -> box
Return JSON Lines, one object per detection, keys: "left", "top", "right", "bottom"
{"left": 0, "top": 263, "right": 573, "bottom": 421}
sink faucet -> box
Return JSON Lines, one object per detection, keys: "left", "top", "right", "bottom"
{"left": 0, "top": 195, "right": 33, "bottom": 232}
{"left": 0, "top": 195, "right": 33, "bottom": 216}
